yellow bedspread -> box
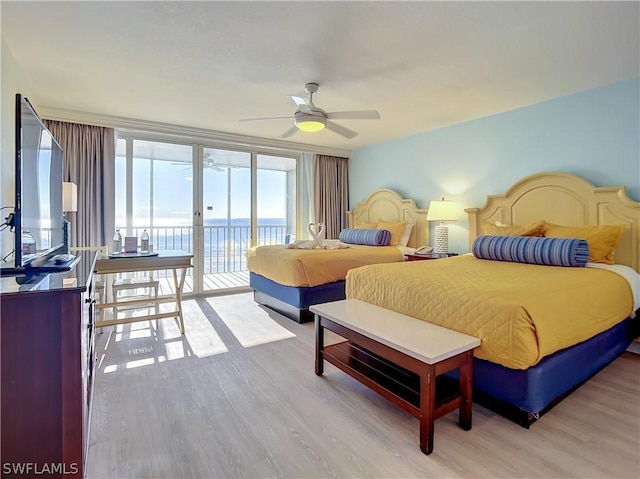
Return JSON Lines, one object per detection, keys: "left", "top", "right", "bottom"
{"left": 247, "top": 245, "right": 403, "bottom": 287}
{"left": 345, "top": 255, "right": 634, "bottom": 369}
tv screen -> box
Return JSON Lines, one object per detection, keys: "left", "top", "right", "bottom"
{"left": 14, "top": 94, "right": 64, "bottom": 268}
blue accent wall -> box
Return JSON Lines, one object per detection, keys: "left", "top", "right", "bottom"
{"left": 349, "top": 78, "right": 640, "bottom": 254}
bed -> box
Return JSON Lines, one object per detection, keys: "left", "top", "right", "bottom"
{"left": 345, "top": 172, "right": 640, "bottom": 426}
{"left": 248, "top": 189, "right": 429, "bottom": 323}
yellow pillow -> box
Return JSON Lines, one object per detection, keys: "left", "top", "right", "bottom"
{"left": 354, "top": 222, "right": 377, "bottom": 229}
{"left": 543, "top": 223, "right": 625, "bottom": 264}
{"left": 482, "top": 220, "right": 546, "bottom": 237}
{"left": 376, "top": 221, "right": 407, "bottom": 246}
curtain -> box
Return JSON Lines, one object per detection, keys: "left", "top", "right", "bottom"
{"left": 313, "top": 154, "right": 349, "bottom": 239}
{"left": 44, "top": 120, "right": 115, "bottom": 248}
{"left": 302, "top": 152, "right": 316, "bottom": 227}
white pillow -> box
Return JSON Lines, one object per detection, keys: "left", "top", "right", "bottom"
{"left": 398, "top": 223, "right": 414, "bottom": 247}
{"left": 397, "top": 246, "right": 416, "bottom": 256}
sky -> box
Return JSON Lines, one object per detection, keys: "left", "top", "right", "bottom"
{"left": 115, "top": 148, "right": 292, "bottom": 225}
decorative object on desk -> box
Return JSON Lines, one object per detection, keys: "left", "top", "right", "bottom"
{"left": 124, "top": 236, "right": 138, "bottom": 253}
{"left": 112, "top": 229, "right": 122, "bottom": 255}
{"left": 140, "top": 229, "right": 150, "bottom": 253}
{"left": 426, "top": 197, "right": 457, "bottom": 254}
{"left": 62, "top": 182, "right": 77, "bottom": 254}
{"left": 21, "top": 230, "right": 36, "bottom": 255}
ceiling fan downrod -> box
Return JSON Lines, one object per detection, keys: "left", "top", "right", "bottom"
{"left": 305, "top": 83, "right": 319, "bottom": 105}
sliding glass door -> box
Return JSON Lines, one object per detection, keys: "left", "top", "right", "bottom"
{"left": 198, "top": 149, "right": 298, "bottom": 293}
{"left": 116, "top": 135, "right": 299, "bottom": 296}
{"left": 256, "top": 154, "right": 297, "bottom": 245}
{"left": 200, "top": 148, "right": 251, "bottom": 293}
{"left": 115, "top": 138, "right": 195, "bottom": 294}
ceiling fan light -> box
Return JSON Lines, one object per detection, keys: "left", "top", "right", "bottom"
{"left": 294, "top": 111, "right": 327, "bottom": 133}
{"left": 296, "top": 119, "right": 326, "bottom": 132}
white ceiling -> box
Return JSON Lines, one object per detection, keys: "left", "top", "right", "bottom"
{"left": 2, "top": 1, "right": 638, "bottom": 153}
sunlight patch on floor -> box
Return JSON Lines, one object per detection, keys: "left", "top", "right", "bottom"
{"left": 206, "top": 294, "right": 296, "bottom": 348}
{"left": 99, "top": 301, "right": 229, "bottom": 372}
{"left": 174, "top": 300, "right": 229, "bottom": 357}
{"left": 125, "top": 358, "right": 156, "bottom": 369}
{"left": 97, "top": 294, "right": 297, "bottom": 373}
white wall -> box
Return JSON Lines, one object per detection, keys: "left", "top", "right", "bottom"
{"left": 1, "top": 36, "right": 39, "bottom": 262}
{"left": 348, "top": 78, "right": 640, "bottom": 254}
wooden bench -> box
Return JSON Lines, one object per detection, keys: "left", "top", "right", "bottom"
{"left": 310, "top": 299, "right": 481, "bottom": 455}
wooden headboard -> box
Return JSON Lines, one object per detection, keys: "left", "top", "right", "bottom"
{"left": 346, "top": 189, "right": 429, "bottom": 249}
{"left": 465, "top": 172, "right": 640, "bottom": 272}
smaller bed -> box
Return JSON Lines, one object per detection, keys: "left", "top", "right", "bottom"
{"left": 248, "top": 189, "right": 429, "bottom": 322}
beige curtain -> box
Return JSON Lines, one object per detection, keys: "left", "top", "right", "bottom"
{"left": 314, "top": 154, "right": 349, "bottom": 239}
{"left": 44, "top": 120, "right": 115, "bottom": 248}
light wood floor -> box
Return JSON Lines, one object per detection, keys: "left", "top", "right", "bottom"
{"left": 87, "top": 293, "right": 640, "bottom": 479}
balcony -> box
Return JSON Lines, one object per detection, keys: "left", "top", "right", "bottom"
{"left": 114, "top": 223, "right": 287, "bottom": 294}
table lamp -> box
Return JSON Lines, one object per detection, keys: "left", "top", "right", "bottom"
{"left": 62, "top": 182, "right": 77, "bottom": 253}
{"left": 426, "top": 198, "right": 457, "bottom": 254}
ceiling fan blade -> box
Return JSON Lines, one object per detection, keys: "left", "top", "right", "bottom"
{"left": 290, "top": 95, "right": 306, "bottom": 106}
{"left": 325, "top": 121, "right": 358, "bottom": 139}
{"left": 326, "top": 110, "right": 380, "bottom": 120}
{"left": 280, "top": 125, "right": 299, "bottom": 139}
{"left": 239, "top": 116, "right": 293, "bottom": 122}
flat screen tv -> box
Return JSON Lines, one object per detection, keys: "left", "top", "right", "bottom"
{"left": 14, "top": 93, "right": 64, "bottom": 268}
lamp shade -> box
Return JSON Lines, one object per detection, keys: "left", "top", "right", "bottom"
{"left": 426, "top": 199, "right": 456, "bottom": 222}
{"left": 63, "top": 182, "right": 78, "bottom": 212}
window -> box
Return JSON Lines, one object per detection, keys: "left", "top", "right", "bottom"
{"left": 115, "top": 135, "right": 299, "bottom": 294}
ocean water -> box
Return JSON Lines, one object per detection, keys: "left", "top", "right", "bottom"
{"left": 122, "top": 218, "right": 287, "bottom": 273}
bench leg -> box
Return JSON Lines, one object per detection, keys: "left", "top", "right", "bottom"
{"left": 315, "top": 314, "right": 324, "bottom": 376}
{"left": 420, "top": 365, "right": 436, "bottom": 455}
{"left": 459, "top": 350, "right": 473, "bottom": 431}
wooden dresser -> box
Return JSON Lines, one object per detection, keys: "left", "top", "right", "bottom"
{"left": 1, "top": 251, "right": 97, "bottom": 478}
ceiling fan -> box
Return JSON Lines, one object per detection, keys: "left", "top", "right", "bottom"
{"left": 240, "top": 83, "right": 380, "bottom": 139}
{"left": 171, "top": 153, "right": 224, "bottom": 172}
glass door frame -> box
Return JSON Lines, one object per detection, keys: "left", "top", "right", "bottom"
{"left": 192, "top": 144, "right": 252, "bottom": 295}
{"left": 195, "top": 144, "right": 301, "bottom": 295}
{"left": 116, "top": 131, "right": 302, "bottom": 297}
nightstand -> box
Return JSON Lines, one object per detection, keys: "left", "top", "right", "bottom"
{"left": 405, "top": 253, "right": 458, "bottom": 261}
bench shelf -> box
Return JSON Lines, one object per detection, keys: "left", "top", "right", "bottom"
{"left": 311, "top": 299, "right": 480, "bottom": 455}
{"left": 324, "top": 341, "right": 462, "bottom": 412}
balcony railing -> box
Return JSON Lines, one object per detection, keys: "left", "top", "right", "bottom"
{"left": 117, "top": 224, "right": 287, "bottom": 274}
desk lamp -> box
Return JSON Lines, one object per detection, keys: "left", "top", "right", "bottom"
{"left": 62, "top": 182, "right": 77, "bottom": 254}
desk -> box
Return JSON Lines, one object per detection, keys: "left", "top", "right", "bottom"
{"left": 94, "top": 250, "right": 193, "bottom": 334}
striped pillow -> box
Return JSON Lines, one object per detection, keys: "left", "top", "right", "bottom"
{"left": 472, "top": 235, "right": 589, "bottom": 267}
{"left": 339, "top": 228, "right": 391, "bottom": 246}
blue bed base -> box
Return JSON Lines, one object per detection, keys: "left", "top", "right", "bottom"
{"left": 461, "top": 316, "right": 636, "bottom": 426}
{"left": 250, "top": 271, "right": 638, "bottom": 425}
{"left": 250, "top": 272, "right": 345, "bottom": 323}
